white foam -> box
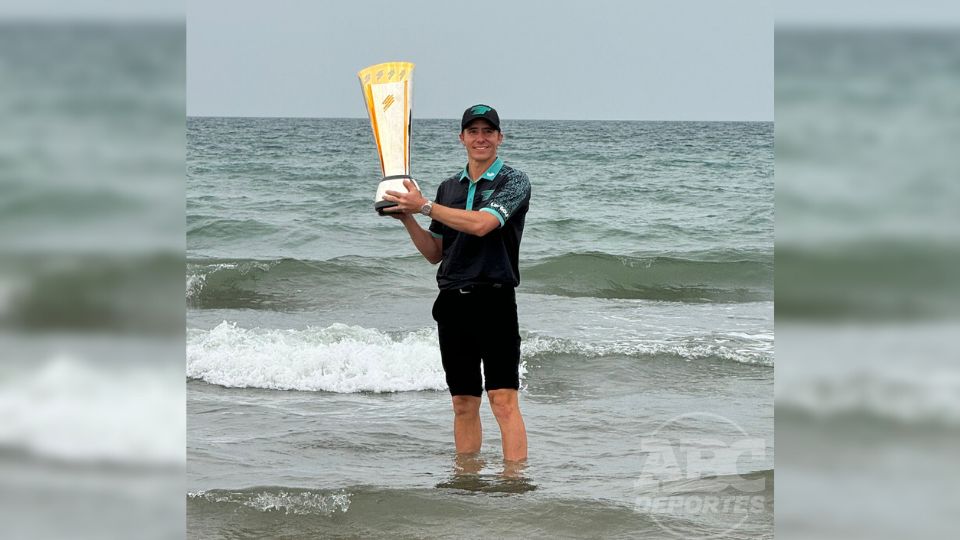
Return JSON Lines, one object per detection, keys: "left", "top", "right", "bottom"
{"left": 0, "top": 354, "right": 185, "bottom": 465}
{"left": 189, "top": 489, "right": 351, "bottom": 515}
{"left": 187, "top": 322, "right": 449, "bottom": 393}
{"left": 185, "top": 272, "right": 206, "bottom": 300}
{"left": 521, "top": 332, "right": 774, "bottom": 366}
{"left": 185, "top": 262, "right": 239, "bottom": 300}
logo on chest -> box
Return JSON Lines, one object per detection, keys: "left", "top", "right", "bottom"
{"left": 480, "top": 189, "right": 494, "bottom": 201}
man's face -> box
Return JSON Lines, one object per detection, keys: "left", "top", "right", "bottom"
{"left": 459, "top": 119, "right": 503, "bottom": 162}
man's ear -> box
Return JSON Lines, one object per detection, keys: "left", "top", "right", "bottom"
{"left": 459, "top": 132, "right": 466, "bottom": 145}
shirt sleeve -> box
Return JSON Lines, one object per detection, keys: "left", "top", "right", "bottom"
{"left": 428, "top": 183, "right": 445, "bottom": 238}
{"left": 479, "top": 170, "right": 531, "bottom": 227}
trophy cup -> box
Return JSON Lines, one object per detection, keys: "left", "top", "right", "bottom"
{"left": 357, "top": 61, "right": 416, "bottom": 215}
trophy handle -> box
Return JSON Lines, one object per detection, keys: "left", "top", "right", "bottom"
{"left": 374, "top": 175, "right": 420, "bottom": 215}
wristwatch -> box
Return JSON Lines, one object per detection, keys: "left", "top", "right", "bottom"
{"left": 420, "top": 200, "right": 433, "bottom": 216}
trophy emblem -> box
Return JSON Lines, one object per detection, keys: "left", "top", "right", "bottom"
{"left": 357, "top": 61, "right": 416, "bottom": 215}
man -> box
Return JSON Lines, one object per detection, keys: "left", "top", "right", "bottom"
{"left": 382, "top": 104, "right": 531, "bottom": 462}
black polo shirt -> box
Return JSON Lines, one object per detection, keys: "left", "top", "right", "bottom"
{"left": 428, "top": 157, "right": 531, "bottom": 290}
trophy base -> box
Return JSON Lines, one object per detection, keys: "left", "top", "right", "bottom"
{"left": 374, "top": 175, "right": 418, "bottom": 216}
{"left": 375, "top": 200, "right": 398, "bottom": 216}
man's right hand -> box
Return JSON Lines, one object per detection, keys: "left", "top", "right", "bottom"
{"left": 387, "top": 208, "right": 410, "bottom": 221}
{"left": 382, "top": 179, "right": 428, "bottom": 214}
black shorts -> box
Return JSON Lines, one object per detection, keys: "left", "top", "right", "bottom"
{"left": 432, "top": 286, "right": 521, "bottom": 397}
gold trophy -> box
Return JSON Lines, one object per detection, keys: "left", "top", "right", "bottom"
{"left": 357, "top": 61, "right": 417, "bottom": 215}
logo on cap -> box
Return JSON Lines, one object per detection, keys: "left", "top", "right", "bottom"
{"left": 471, "top": 105, "right": 492, "bottom": 115}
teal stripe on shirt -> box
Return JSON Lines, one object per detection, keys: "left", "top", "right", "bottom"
{"left": 480, "top": 207, "right": 505, "bottom": 227}
{"left": 466, "top": 182, "right": 477, "bottom": 211}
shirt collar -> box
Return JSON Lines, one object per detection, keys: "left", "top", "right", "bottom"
{"left": 459, "top": 157, "right": 503, "bottom": 183}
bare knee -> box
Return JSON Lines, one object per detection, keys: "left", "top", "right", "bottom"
{"left": 488, "top": 389, "right": 520, "bottom": 420}
{"left": 452, "top": 396, "right": 481, "bottom": 418}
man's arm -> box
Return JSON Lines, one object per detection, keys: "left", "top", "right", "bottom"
{"left": 384, "top": 179, "right": 500, "bottom": 238}
{"left": 426, "top": 203, "right": 500, "bottom": 237}
{"left": 393, "top": 212, "right": 443, "bottom": 264}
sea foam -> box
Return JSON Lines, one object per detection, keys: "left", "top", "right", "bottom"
{"left": 521, "top": 333, "right": 774, "bottom": 366}
{"left": 187, "top": 321, "right": 448, "bottom": 393}
{"left": 189, "top": 488, "right": 352, "bottom": 516}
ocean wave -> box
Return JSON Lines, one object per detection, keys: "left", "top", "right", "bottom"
{"left": 188, "top": 217, "right": 284, "bottom": 238}
{"left": 187, "top": 322, "right": 770, "bottom": 394}
{"left": 635, "top": 469, "right": 774, "bottom": 498}
{"left": 186, "top": 250, "right": 773, "bottom": 308}
{"left": 523, "top": 333, "right": 773, "bottom": 367}
{"left": 188, "top": 488, "right": 351, "bottom": 516}
{"left": 187, "top": 322, "right": 449, "bottom": 393}
{"left": 186, "top": 259, "right": 285, "bottom": 302}
{"left": 187, "top": 483, "right": 771, "bottom": 538}
{"left": 522, "top": 251, "right": 772, "bottom": 302}
{"left": 185, "top": 257, "right": 418, "bottom": 308}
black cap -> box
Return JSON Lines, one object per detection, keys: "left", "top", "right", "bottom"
{"left": 461, "top": 104, "right": 500, "bottom": 131}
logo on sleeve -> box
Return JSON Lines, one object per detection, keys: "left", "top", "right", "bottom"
{"left": 491, "top": 202, "right": 509, "bottom": 219}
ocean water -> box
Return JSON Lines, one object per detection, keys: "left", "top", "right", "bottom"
{"left": 187, "top": 117, "right": 774, "bottom": 537}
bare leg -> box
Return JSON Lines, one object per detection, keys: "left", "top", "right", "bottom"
{"left": 487, "top": 389, "right": 528, "bottom": 461}
{"left": 451, "top": 395, "right": 482, "bottom": 454}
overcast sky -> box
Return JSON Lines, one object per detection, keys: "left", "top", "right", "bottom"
{"left": 187, "top": 0, "right": 773, "bottom": 121}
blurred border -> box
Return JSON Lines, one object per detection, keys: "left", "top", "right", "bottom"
{"left": 775, "top": 16, "right": 960, "bottom": 540}
{"left": 0, "top": 8, "right": 185, "bottom": 540}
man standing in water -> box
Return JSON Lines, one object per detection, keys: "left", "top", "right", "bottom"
{"left": 383, "top": 104, "right": 530, "bottom": 462}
